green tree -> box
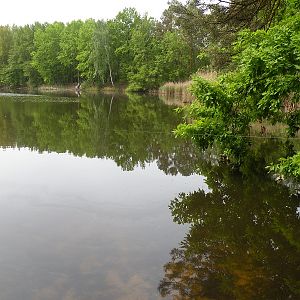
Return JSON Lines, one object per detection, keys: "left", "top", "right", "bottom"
{"left": 176, "top": 6, "right": 300, "bottom": 172}
{"left": 157, "top": 31, "right": 190, "bottom": 82}
{"left": 127, "top": 16, "right": 161, "bottom": 92}
{"left": 161, "top": 0, "right": 207, "bottom": 73}
{"left": 0, "top": 26, "right": 13, "bottom": 85}
{"left": 32, "top": 22, "right": 68, "bottom": 84}
{"left": 108, "top": 8, "right": 141, "bottom": 82}
{"left": 93, "top": 21, "right": 115, "bottom": 85}
{"left": 59, "top": 20, "right": 83, "bottom": 83}
{"left": 76, "top": 19, "right": 97, "bottom": 83}
{"left": 6, "top": 25, "right": 34, "bottom": 86}
{"left": 5, "top": 25, "right": 43, "bottom": 87}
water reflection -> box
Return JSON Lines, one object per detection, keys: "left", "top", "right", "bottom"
{"left": 0, "top": 148, "right": 205, "bottom": 300}
{"left": 0, "top": 93, "right": 206, "bottom": 300}
{"left": 0, "top": 93, "right": 200, "bottom": 175}
{"left": 160, "top": 140, "right": 300, "bottom": 299}
{"left": 1, "top": 93, "right": 299, "bottom": 299}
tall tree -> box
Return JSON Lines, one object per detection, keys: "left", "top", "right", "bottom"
{"left": 93, "top": 21, "right": 114, "bottom": 86}
{"left": 0, "top": 26, "right": 13, "bottom": 85}
{"left": 127, "top": 16, "right": 161, "bottom": 91}
{"left": 157, "top": 31, "right": 190, "bottom": 82}
{"left": 76, "top": 19, "right": 97, "bottom": 83}
{"left": 108, "top": 8, "right": 141, "bottom": 82}
{"left": 5, "top": 25, "right": 43, "bottom": 87}
{"left": 59, "top": 20, "right": 83, "bottom": 83}
{"left": 31, "top": 22, "right": 67, "bottom": 84}
{"left": 161, "top": 0, "right": 207, "bottom": 73}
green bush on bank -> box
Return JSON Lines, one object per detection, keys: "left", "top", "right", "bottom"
{"left": 268, "top": 152, "right": 300, "bottom": 180}
{"left": 176, "top": 7, "right": 300, "bottom": 179}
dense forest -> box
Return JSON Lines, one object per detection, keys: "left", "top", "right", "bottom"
{"left": 0, "top": 0, "right": 255, "bottom": 92}
{"left": 0, "top": 0, "right": 228, "bottom": 91}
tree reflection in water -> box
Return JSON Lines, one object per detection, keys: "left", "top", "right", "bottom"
{"left": 159, "top": 140, "right": 300, "bottom": 299}
{"left": 0, "top": 93, "right": 201, "bottom": 176}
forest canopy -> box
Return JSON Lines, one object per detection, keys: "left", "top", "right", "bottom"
{"left": 1, "top": 0, "right": 272, "bottom": 91}
{"left": 0, "top": 2, "right": 215, "bottom": 91}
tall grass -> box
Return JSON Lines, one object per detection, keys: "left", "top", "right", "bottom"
{"left": 195, "top": 70, "right": 218, "bottom": 82}
{"left": 159, "top": 71, "right": 218, "bottom": 105}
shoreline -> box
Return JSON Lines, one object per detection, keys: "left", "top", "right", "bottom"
{"left": 0, "top": 83, "right": 195, "bottom": 105}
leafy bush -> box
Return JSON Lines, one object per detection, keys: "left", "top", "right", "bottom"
{"left": 268, "top": 152, "right": 300, "bottom": 179}
{"left": 176, "top": 10, "right": 300, "bottom": 173}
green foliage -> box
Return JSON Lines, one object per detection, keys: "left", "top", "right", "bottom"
{"left": 1, "top": 1, "right": 297, "bottom": 91}
{"left": 0, "top": 2, "right": 246, "bottom": 89}
{"left": 108, "top": 8, "right": 140, "bottom": 82}
{"left": 268, "top": 152, "right": 300, "bottom": 180}
{"left": 233, "top": 15, "right": 300, "bottom": 125}
{"left": 32, "top": 22, "right": 67, "bottom": 84}
{"left": 176, "top": 9, "right": 300, "bottom": 171}
{"left": 76, "top": 19, "right": 97, "bottom": 82}
{"left": 58, "top": 20, "right": 83, "bottom": 82}
{"left": 212, "top": 0, "right": 285, "bottom": 30}
{"left": 4, "top": 25, "right": 44, "bottom": 87}
{"left": 157, "top": 31, "right": 190, "bottom": 82}
{"left": 5, "top": 25, "right": 34, "bottom": 86}
{"left": 162, "top": 1, "right": 237, "bottom": 72}
{"left": 93, "top": 21, "right": 114, "bottom": 85}
{"left": 0, "top": 26, "right": 13, "bottom": 85}
{"left": 126, "top": 16, "right": 161, "bottom": 92}
{"left": 161, "top": 0, "right": 207, "bottom": 72}
{"left": 176, "top": 75, "right": 251, "bottom": 161}
{"left": 0, "top": 26, "right": 13, "bottom": 66}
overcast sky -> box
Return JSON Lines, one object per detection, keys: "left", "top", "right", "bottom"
{"left": 0, "top": 0, "right": 180, "bottom": 26}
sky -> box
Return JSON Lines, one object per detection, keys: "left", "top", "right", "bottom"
{"left": 0, "top": 0, "right": 177, "bottom": 26}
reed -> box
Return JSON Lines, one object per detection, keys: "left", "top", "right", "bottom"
{"left": 159, "top": 71, "right": 218, "bottom": 105}
{"left": 196, "top": 70, "right": 218, "bottom": 82}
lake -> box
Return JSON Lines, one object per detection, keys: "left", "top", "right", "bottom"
{"left": 0, "top": 92, "right": 299, "bottom": 299}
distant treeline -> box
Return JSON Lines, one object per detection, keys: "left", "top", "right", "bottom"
{"left": 0, "top": 1, "right": 236, "bottom": 92}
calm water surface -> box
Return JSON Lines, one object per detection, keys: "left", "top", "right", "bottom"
{"left": 0, "top": 93, "right": 299, "bottom": 299}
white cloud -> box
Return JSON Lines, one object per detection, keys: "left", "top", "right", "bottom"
{"left": 0, "top": 0, "right": 174, "bottom": 25}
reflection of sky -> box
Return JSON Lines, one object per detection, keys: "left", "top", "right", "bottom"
{"left": 0, "top": 148, "right": 207, "bottom": 300}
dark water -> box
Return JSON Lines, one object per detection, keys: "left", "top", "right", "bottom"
{"left": 0, "top": 93, "right": 299, "bottom": 300}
